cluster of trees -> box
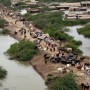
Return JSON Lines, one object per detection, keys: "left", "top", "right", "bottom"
{"left": 7, "top": 40, "right": 38, "bottom": 61}
{"left": 78, "top": 24, "right": 90, "bottom": 38}
{"left": 46, "top": 73, "right": 78, "bottom": 90}
{"left": 0, "top": 66, "right": 7, "bottom": 79}
{"left": 24, "top": 12, "right": 87, "bottom": 54}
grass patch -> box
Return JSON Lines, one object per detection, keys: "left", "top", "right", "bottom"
{"left": 0, "top": 19, "right": 8, "bottom": 28}
{"left": 78, "top": 24, "right": 90, "bottom": 38}
{"left": 0, "top": 29, "right": 10, "bottom": 34}
{"left": 0, "top": 0, "right": 11, "bottom": 7}
{"left": 7, "top": 40, "right": 38, "bottom": 61}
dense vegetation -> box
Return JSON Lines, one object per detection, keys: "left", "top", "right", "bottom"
{"left": 46, "top": 73, "right": 78, "bottom": 90}
{"left": 0, "top": 29, "right": 10, "bottom": 34}
{"left": 78, "top": 24, "right": 90, "bottom": 38}
{"left": 13, "top": 2, "right": 28, "bottom": 9}
{"left": 7, "top": 40, "right": 38, "bottom": 61}
{"left": 24, "top": 12, "right": 87, "bottom": 54}
{"left": 0, "top": 19, "right": 8, "bottom": 28}
{"left": 38, "top": 0, "right": 84, "bottom": 2}
{"left": 0, "top": 66, "right": 7, "bottom": 79}
{"left": 0, "top": 0, "right": 11, "bottom": 7}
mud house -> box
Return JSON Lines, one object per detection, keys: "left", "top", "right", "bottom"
{"left": 59, "top": 2, "right": 81, "bottom": 7}
{"left": 81, "top": 1, "right": 90, "bottom": 7}
{"left": 69, "top": 7, "right": 87, "bottom": 11}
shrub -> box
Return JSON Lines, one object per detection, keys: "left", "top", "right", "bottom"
{"left": 0, "top": 29, "right": 10, "bottom": 34}
{"left": 78, "top": 24, "right": 90, "bottom": 38}
{"left": 0, "top": 66, "right": 7, "bottom": 79}
{"left": 0, "top": 0, "right": 11, "bottom": 7}
{"left": 0, "top": 19, "right": 8, "bottom": 28}
{"left": 7, "top": 40, "right": 38, "bottom": 61}
{"left": 51, "top": 73, "right": 78, "bottom": 90}
{"left": 65, "top": 43, "right": 82, "bottom": 54}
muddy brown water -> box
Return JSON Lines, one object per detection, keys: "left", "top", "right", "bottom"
{"left": 0, "top": 35, "right": 47, "bottom": 90}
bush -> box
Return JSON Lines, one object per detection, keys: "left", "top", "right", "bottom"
{"left": 0, "top": 66, "right": 7, "bottom": 79}
{"left": 14, "top": 2, "right": 28, "bottom": 9}
{"left": 63, "top": 20, "right": 88, "bottom": 26}
{"left": 7, "top": 40, "right": 38, "bottom": 61}
{"left": 0, "top": 29, "right": 10, "bottom": 34}
{"left": 0, "top": 19, "right": 8, "bottom": 28}
{"left": 78, "top": 24, "right": 90, "bottom": 38}
{"left": 51, "top": 73, "right": 78, "bottom": 90}
{"left": 0, "top": 0, "right": 11, "bottom": 7}
{"left": 65, "top": 43, "right": 82, "bottom": 54}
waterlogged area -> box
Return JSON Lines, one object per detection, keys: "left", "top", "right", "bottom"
{"left": 66, "top": 26, "right": 90, "bottom": 57}
{"left": 0, "top": 35, "right": 47, "bottom": 90}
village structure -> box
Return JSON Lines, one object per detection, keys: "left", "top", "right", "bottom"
{"left": 16, "top": 0, "right": 90, "bottom": 20}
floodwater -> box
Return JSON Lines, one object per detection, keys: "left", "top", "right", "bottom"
{"left": 0, "top": 35, "right": 47, "bottom": 90}
{"left": 66, "top": 26, "right": 90, "bottom": 57}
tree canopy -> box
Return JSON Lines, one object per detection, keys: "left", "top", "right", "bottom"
{"left": 51, "top": 73, "right": 78, "bottom": 90}
{"left": 7, "top": 40, "right": 38, "bottom": 61}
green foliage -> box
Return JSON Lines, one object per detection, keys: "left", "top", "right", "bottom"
{"left": 51, "top": 73, "right": 78, "bottom": 90}
{"left": 78, "top": 24, "right": 90, "bottom": 38}
{"left": 0, "top": 66, "right": 7, "bottom": 79}
{"left": 7, "top": 40, "right": 38, "bottom": 61}
{"left": 14, "top": 2, "right": 28, "bottom": 9}
{"left": 0, "top": 19, "right": 8, "bottom": 28}
{"left": 24, "top": 12, "right": 86, "bottom": 54}
{"left": 63, "top": 20, "right": 88, "bottom": 26}
{"left": 65, "top": 43, "right": 82, "bottom": 54}
{"left": 0, "top": 0, "right": 11, "bottom": 7}
{"left": 47, "top": 74, "right": 54, "bottom": 82}
{"left": 24, "top": 12, "right": 87, "bottom": 41}
{"left": 0, "top": 29, "right": 10, "bottom": 34}
{"left": 39, "top": 6, "right": 51, "bottom": 12}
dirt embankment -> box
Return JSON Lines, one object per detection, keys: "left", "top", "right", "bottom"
{"left": 30, "top": 52, "right": 61, "bottom": 79}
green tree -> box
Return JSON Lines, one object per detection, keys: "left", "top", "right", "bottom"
{"left": 51, "top": 73, "right": 78, "bottom": 90}
{"left": 7, "top": 40, "right": 38, "bottom": 61}
{"left": 0, "top": 19, "right": 8, "bottom": 28}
